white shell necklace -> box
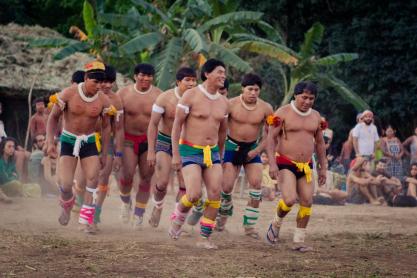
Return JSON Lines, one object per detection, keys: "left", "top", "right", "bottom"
{"left": 78, "top": 82, "right": 98, "bottom": 103}
{"left": 174, "top": 87, "right": 181, "bottom": 100}
{"left": 239, "top": 94, "right": 257, "bottom": 111}
{"left": 290, "top": 100, "right": 312, "bottom": 116}
{"left": 198, "top": 84, "right": 220, "bottom": 100}
{"left": 134, "top": 84, "right": 153, "bottom": 95}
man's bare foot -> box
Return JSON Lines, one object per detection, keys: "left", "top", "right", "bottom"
{"left": 58, "top": 197, "right": 75, "bottom": 226}
{"left": 196, "top": 237, "right": 218, "bottom": 250}
{"left": 149, "top": 206, "right": 163, "bottom": 228}
{"left": 79, "top": 224, "right": 97, "bottom": 234}
{"left": 168, "top": 222, "right": 182, "bottom": 240}
{"left": 266, "top": 221, "right": 280, "bottom": 244}
{"left": 244, "top": 226, "right": 260, "bottom": 239}
{"left": 0, "top": 189, "right": 12, "bottom": 204}
{"left": 215, "top": 215, "right": 228, "bottom": 232}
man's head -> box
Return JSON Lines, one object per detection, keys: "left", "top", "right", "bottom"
{"left": 375, "top": 158, "right": 388, "bottom": 173}
{"left": 84, "top": 61, "right": 106, "bottom": 95}
{"left": 385, "top": 125, "right": 395, "bottom": 138}
{"left": 176, "top": 67, "right": 197, "bottom": 93}
{"left": 293, "top": 81, "right": 317, "bottom": 112}
{"left": 410, "top": 163, "right": 417, "bottom": 178}
{"left": 33, "top": 134, "right": 45, "bottom": 150}
{"left": 134, "top": 63, "right": 155, "bottom": 91}
{"left": 361, "top": 110, "right": 374, "bottom": 125}
{"left": 33, "top": 98, "right": 45, "bottom": 113}
{"left": 200, "top": 59, "right": 226, "bottom": 89}
{"left": 71, "top": 70, "right": 85, "bottom": 84}
{"left": 0, "top": 137, "right": 16, "bottom": 159}
{"left": 218, "top": 79, "right": 229, "bottom": 96}
{"left": 241, "top": 73, "right": 262, "bottom": 104}
{"left": 101, "top": 65, "right": 117, "bottom": 94}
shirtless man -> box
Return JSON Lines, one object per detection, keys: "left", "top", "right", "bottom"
{"left": 94, "top": 65, "right": 124, "bottom": 229}
{"left": 265, "top": 81, "right": 327, "bottom": 252}
{"left": 46, "top": 61, "right": 112, "bottom": 233}
{"left": 169, "top": 59, "right": 228, "bottom": 249}
{"left": 147, "top": 67, "right": 197, "bottom": 227}
{"left": 30, "top": 98, "right": 48, "bottom": 138}
{"left": 118, "top": 63, "right": 162, "bottom": 228}
{"left": 217, "top": 73, "right": 273, "bottom": 238}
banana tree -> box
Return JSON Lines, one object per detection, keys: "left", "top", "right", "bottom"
{"left": 234, "top": 22, "right": 369, "bottom": 111}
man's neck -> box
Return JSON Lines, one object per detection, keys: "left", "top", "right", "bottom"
{"left": 202, "top": 82, "right": 218, "bottom": 94}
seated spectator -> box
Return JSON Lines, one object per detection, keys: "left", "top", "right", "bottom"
{"left": 314, "top": 171, "right": 348, "bottom": 206}
{"left": 0, "top": 102, "right": 6, "bottom": 141}
{"left": 371, "top": 158, "right": 402, "bottom": 204}
{"left": 346, "top": 157, "right": 383, "bottom": 205}
{"left": 28, "top": 134, "right": 48, "bottom": 194}
{"left": 0, "top": 137, "right": 23, "bottom": 202}
{"left": 41, "top": 139, "right": 59, "bottom": 196}
{"left": 405, "top": 163, "right": 417, "bottom": 200}
{"left": 260, "top": 151, "right": 277, "bottom": 201}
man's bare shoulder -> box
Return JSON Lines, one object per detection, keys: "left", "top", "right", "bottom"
{"left": 108, "top": 92, "right": 123, "bottom": 109}
{"left": 311, "top": 109, "right": 322, "bottom": 121}
{"left": 156, "top": 89, "right": 174, "bottom": 104}
{"left": 116, "top": 85, "right": 132, "bottom": 97}
{"left": 181, "top": 87, "right": 200, "bottom": 103}
{"left": 153, "top": 86, "right": 163, "bottom": 95}
{"left": 228, "top": 96, "right": 239, "bottom": 106}
{"left": 59, "top": 84, "right": 77, "bottom": 100}
{"left": 275, "top": 104, "right": 290, "bottom": 117}
{"left": 258, "top": 99, "right": 274, "bottom": 113}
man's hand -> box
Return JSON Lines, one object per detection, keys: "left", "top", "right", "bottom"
{"left": 113, "top": 156, "right": 122, "bottom": 172}
{"left": 47, "top": 142, "right": 57, "bottom": 158}
{"left": 247, "top": 149, "right": 258, "bottom": 161}
{"left": 172, "top": 153, "right": 182, "bottom": 171}
{"left": 318, "top": 168, "right": 326, "bottom": 186}
{"left": 147, "top": 151, "right": 156, "bottom": 168}
{"left": 100, "top": 155, "right": 107, "bottom": 170}
{"left": 269, "top": 163, "right": 279, "bottom": 180}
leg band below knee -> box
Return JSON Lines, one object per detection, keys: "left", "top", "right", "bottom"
{"left": 297, "top": 205, "right": 312, "bottom": 219}
{"left": 192, "top": 198, "right": 204, "bottom": 212}
{"left": 119, "top": 192, "right": 131, "bottom": 204}
{"left": 243, "top": 206, "right": 260, "bottom": 227}
{"left": 138, "top": 182, "right": 151, "bottom": 193}
{"left": 152, "top": 195, "right": 164, "bottom": 209}
{"left": 249, "top": 189, "right": 262, "bottom": 201}
{"left": 171, "top": 202, "right": 188, "bottom": 225}
{"left": 94, "top": 205, "right": 102, "bottom": 224}
{"left": 293, "top": 227, "right": 306, "bottom": 243}
{"left": 79, "top": 204, "right": 95, "bottom": 225}
{"left": 205, "top": 199, "right": 221, "bottom": 209}
{"left": 180, "top": 195, "right": 194, "bottom": 208}
{"left": 135, "top": 201, "right": 147, "bottom": 216}
{"left": 278, "top": 199, "right": 292, "bottom": 213}
{"left": 219, "top": 192, "right": 233, "bottom": 216}
{"left": 200, "top": 216, "right": 216, "bottom": 238}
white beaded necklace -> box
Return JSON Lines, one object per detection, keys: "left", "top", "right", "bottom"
{"left": 198, "top": 84, "right": 220, "bottom": 100}
{"left": 134, "top": 84, "right": 153, "bottom": 95}
{"left": 78, "top": 82, "right": 98, "bottom": 103}
{"left": 174, "top": 87, "right": 181, "bottom": 100}
{"left": 290, "top": 100, "right": 312, "bottom": 116}
{"left": 239, "top": 94, "right": 257, "bottom": 111}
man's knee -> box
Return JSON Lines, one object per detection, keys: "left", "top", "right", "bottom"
{"left": 299, "top": 198, "right": 313, "bottom": 208}
{"left": 281, "top": 196, "right": 297, "bottom": 207}
{"left": 206, "top": 186, "right": 221, "bottom": 199}
{"left": 180, "top": 193, "right": 201, "bottom": 207}
{"left": 85, "top": 176, "right": 98, "bottom": 187}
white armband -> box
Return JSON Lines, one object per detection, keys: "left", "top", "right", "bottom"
{"left": 116, "top": 110, "right": 124, "bottom": 122}
{"left": 152, "top": 104, "right": 165, "bottom": 114}
{"left": 57, "top": 97, "right": 66, "bottom": 111}
{"left": 177, "top": 103, "right": 190, "bottom": 114}
{"left": 224, "top": 114, "right": 229, "bottom": 118}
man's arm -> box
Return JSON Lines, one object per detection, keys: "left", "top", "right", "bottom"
{"left": 315, "top": 116, "right": 327, "bottom": 185}
{"left": 265, "top": 111, "right": 282, "bottom": 179}
{"left": 402, "top": 136, "right": 413, "bottom": 156}
{"left": 29, "top": 116, "right": 36, "bottom": 139}
{"left": 46, "top": 105, "right": 62, "bottom": 157}
{"left": 171, "top": 93, "right": 191, "bottom": 170}
{"left": 147, "top": 96, "right": 164, "bottom": 167}
{"left": 250, "top": 103, "right": 274, "bottom": 157}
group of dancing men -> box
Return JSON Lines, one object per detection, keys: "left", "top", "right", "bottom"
{"left": 45, "top": 58, "right": 327, "bottom": 251}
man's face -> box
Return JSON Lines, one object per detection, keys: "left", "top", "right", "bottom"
{"left": 4, "top": 141, "right": 15, "bottom": 157}
{"left": 242, "top": 85, "right": 260, "bottom": 104}
{"left": 363, "top": 114, "right": 373, "bottom": 125}
{"left": 135, "top": 72, "right": 153, "bottom": 91}
{"left": 177, "top": 76, "right": 197, "bottom": 93}
{"left": 294, "top": 90, "right": 315, "bottom": 112}
{"left": 84, "top": 77, "right": 103, "bottom": 95}
{"left": 35, "top": 135, "right": 45, "bottom": 149}
{"left": 205, "top": 66, "right": 226, "bottom": 89}
{"left": 35, "top": 102, "right": 45, "bottom": 113}
{"left": 100, "top": 80, "right": 114, "bottom": 94}
{"left": 376, "top": 161, "right": 386, "bottom": 173}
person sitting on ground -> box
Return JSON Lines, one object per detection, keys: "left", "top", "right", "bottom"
{"left": 260, "top": 151, "right": 277, "bottom": 201}
{"left": 346, "top": 157, "right": 383, "bottom": 205}
{"left": 41, "top": 139, "right": 59, "bottom": 196}
{"left": 0, "top": 102, "right": 7, "bottom": 141}
{"left": 371, "top": 158, "right": 402, "bottom": 204}
{"left": 404, "top": 163, "right": 417, "bottom": 200}
{"left": 0, "top": 137, "right": 23, "bottom": 202}
{"left": 28, "top": 135, "right": 45, "bottom": 184}
{"left": 382, "top": 163, "right": 417, "bottom": 207}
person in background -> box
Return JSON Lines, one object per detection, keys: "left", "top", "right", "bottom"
{"left": 260, "top": 151, "right": 277, "bottom": 201}
{"left": 29, "top": 98, "right": 48, "bottom": 139}
{"left": 0, "top": 137, "right": 22, "bottom": 203}
{"left": 380, "top": 125, "right": 404, "bottom": 179}
{"left": 402, "top": 127, "right": 417, "bottom": 164}
{"left": 405, "top": 163, "right": 417, "bottom": 200}
{"left": 0, "top": 102, "right": 6, "bottom": 141}
{"left": 28, "top": 134, "right": 45, "bottom": 191}
{"left": 352, "top": 110, "right": 379, "bottom": 160}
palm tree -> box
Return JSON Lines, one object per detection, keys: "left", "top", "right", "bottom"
{"left": 234, "top": 22, "right": 369, "bottom": 111}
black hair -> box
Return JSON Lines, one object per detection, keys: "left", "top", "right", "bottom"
{"left": 410, "top": 163, "right": 417, "bottom": 178}
{"left": 71, "top": 70, "right": 85, "bottom": 84}
{"left": 176, "top": 67, "right": 196, "bottom": 81}
{"left": 0, "top": 137, "right": 17, "bottom": 161}
{"left": 376, "top": 158, "right": 388, "bottom": 164}
{"left": 104, "top": 65, "right": 117, "bottom": 82}
{"left": 294, "top": 81, "right": 317, "bottom": 96}
{"left": 134, "top": 63, "right": 155, "bottom": 76}
{"left": 200, "top": 59, "right": 225, "bottom": 81}
{"left": 33, "top": 98, "right": 45, "bottom": 105}
{"left": 241, "top": 73, "right": 262, "bottom": 89}
{"left": 220, "top": 79, "right": 229, "bottom": 90}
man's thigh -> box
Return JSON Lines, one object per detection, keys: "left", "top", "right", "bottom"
{"left": 155, "top": 151, "right": 172, "bottom": 184}
{"left": 203, "top": 164, "right": 223, "bottom": 198}
{"left": 181, "top": 164, "right": 203, "bottom": 197}
{"left": 279, "top": 169, "right": 298, "bottom": 200}
{"left": 138, "top": 151, "right": 154, "bottom": 182}
{"left": 222, "top": 162, "right": 239, "bottom": 192}
{"left": 296, "top": 176, "right": 314, "bottom": 205}
{"left": 122, "top": 146, "right": 138, "bottom": 180}
{"left": 80, "top": 155, "right": 100, "bottom": 184}
{"left": 58, "top": 156, "right": 78, "bottom": 186}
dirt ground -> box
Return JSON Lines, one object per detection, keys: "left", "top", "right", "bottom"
{"left": 1, "top": 189, "right": 417, "bottom": 277}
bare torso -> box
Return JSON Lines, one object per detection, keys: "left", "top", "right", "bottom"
{"left": 276, "top": 105, "right": 321, "bottom": 162}
{"left": 228, "top": 97, "right": 272, "bottom": 142}
{"left": 103, "top": 92, "right": 123, "bottom": 132}
{"left": 182, "top": 88, "right": 228, "bottom": 145}
{"left": 158, "top": 89, "right": 179, "bottom": 135}
{"left": 31, "top": 113, "right": 48, "bottom": 136}
{"left": 119, "top": 85, "right": 162, "bottom": 135}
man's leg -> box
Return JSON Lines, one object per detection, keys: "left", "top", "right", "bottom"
{"left": 149, "top": 151, "right": 172, "bottom": 227}
{"left": 133, "top": 151, "right": 154, "bottom": 228}
{"left": 217, "top": 162, "right": 239, "bottom": 231}
{"left": 169, "top": 164, "right": 202, "bottom": 239}
{"left": 293, "top": 176, "right": 314, "bottom": 251}
{"left": 242, "top": 163, "right": 262, "bottom": 239}
{"left": 198, "top": 164, "right": 223, "bottom": 249}
{"left": 79, "top": 155, "right": 100, "bottom": 233}
{"left": 358, "top": 185, "right": 379, "bottom": 205}
{"left": 94, "top": 155, "right": 113, "bottom": 227}
{"left": 176, "top": 170, "right": 186, "bottom": 202}
{"left": 72, "top": 160, "right": 85, "bottom": 213}
{"left": 57, "top": 156, "right": 78, "bottom": 225}
{"left": 266, "top": 169, "right": 297, "bottom": 244}
{"left": 119, "top": 146, "right": 138, "bottom": 223}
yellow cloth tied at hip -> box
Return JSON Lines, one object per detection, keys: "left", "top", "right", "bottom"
{"left": 95, "top": 132, "right": 101, "bottom": 153}
{"left": 292, "top": 161, "right": 312, "bottom": 183}
{"left": 179, "top": 139, "right": 215, "bottom": 168}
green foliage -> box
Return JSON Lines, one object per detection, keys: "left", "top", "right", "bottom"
{"left": 83, "top": 1, "right": 97, "bottom": 37}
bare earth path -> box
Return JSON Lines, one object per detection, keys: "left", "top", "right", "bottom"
{"left": 1, "top": 191, "right": 417, "bottom": 277}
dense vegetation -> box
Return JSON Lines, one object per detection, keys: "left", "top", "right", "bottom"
{"left": 2, "top": 0, "right": 416, "bottom": 150}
